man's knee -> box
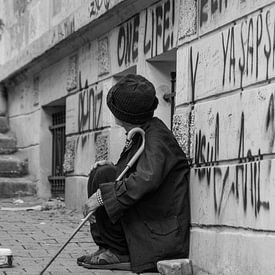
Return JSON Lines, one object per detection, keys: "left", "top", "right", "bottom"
{"left": 87, "top": 164, "right": 117, "bottom": 196}
{"left": 94, "top": 164, "right": 117, "bottom": 179}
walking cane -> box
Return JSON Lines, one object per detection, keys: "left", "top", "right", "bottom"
{"left": 40, "top": 127, "right": 145, "bottom": 274}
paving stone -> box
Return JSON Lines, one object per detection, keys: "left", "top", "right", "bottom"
{"left": 0, "top": 197, "right": 161, "bottom": 275}
{"left": 28, "top": 250, "right": 50, "bottom": 258}
{"left": 157, "top": 259, "right": 192, "bottom": 275}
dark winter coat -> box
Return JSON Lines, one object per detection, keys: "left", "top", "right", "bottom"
{"left": 100, "top": 117, "right": 190, "bottom": 273}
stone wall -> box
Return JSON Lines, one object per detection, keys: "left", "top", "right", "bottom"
{"left": 176, "top": 0, "right": 275, "bottom": 274}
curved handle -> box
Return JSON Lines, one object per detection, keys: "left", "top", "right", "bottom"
{"left": 116, "top": 127, "right": 145, "bottom": 181}
{"left": 126, "top": 127, "right": 145, "bottom": 168}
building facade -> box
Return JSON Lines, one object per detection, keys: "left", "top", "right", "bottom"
{"left": 0, "top": 0, "right": 275, "bottom": 274}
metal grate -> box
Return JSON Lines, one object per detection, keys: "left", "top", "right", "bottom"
{"left": 48, "top": 110, "right": 66, "bottom": 197}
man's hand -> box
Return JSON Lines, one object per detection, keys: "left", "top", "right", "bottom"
{"left": 83, "top": 192, "right": 100, "bottom": 222}
{"left": 91, "top": 160, "right": 113, "bottom": 170}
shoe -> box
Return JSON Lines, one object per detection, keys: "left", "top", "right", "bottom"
{"left": 81, "top": 249, "right": 131, "bottom": 270}
{"left": 77, "top": 247, "right": 106, "bottom": 266}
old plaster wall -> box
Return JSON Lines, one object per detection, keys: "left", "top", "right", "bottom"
{"left": 175, "top": 0, "right": 275, "bottom": 274}
{"left": 7, "top": 76, "right": 40, "bottom": 190}
{"left": 7, "top": 56, "right": 69, "bottom": 198}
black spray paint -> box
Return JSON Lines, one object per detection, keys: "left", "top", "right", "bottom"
{"left": 117, "top": 14, "right": 140, "bottom": 67}
{"left": 195, "top": 111, "right": 271, "bottom": 217}
{"left": 77, "top": 72, "right": 103, "bottom": 133}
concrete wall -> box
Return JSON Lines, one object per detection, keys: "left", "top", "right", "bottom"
{"left": 175, "top": 0, "right": 275, "bottom": 274}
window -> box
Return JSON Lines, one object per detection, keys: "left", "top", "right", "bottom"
{"left": 48, "top": 110, "right": 66, "bottom": 197}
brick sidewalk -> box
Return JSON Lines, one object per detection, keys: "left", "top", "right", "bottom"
{"left": 0, "top": 198, "right": 159, "bottom": 275}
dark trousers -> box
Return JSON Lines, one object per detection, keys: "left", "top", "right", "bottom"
{"left": 87, "top": 165, "right": 129, "bottom": 255}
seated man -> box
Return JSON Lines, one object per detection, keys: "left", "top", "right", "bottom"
{"left": 77, "top": 74, "right": 190, "bottom": 273}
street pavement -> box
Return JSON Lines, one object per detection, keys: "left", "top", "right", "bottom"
{"left": 0, "top": 197, "right": 159, "bottom": 275}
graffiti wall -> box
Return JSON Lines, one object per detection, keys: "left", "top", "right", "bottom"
{"left": 178, "top": 5, "right": 275, "bottom": 103}
{"left": 65, "top": 75, "right": 113, "bottom": 176}
{"left": 109, "top": 0, "right": 180, "bottom": 72}
{"left": 175, "top": 0, "right": 275, "bottom": 274}
{"left": 192, "top": 86, "right": 275, "bottom": 226}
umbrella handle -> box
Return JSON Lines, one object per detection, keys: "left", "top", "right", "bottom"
{"left": 116, "top": 127, "right": 145, "bottom": 181}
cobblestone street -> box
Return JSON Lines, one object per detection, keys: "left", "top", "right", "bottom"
{"left": 0, "top": 197, "right": 158, "bottom": 275}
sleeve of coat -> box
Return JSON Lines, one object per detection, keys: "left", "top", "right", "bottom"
{"left": 100, "top": 135, "right": 176, "bottom": 224}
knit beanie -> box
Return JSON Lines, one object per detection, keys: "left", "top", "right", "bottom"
{"left": 107, "top": 74, "right": 159, "bottom": 124}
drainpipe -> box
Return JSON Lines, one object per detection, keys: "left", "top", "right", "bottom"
{"left": 0, "top": 83, "right": 7, "bottom": 116}
{"left": 163, "top": 72, "right": 176, "bottom": 130}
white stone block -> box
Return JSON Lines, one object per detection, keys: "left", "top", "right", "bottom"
{"left": 173, "top": 106, "right": 193, "bottom": 158}
{"left": 78, "top": 40, "right": 98, "bottom": 88}
{"left": 8, "top": 78, "right": 39, "bottom": 117}
{"left": 109, "top": 0, "right": 179, "bottom": 75}
{"left": 193, "top": 84, "right": 275, "bottom": 161}
{"left": 178, "top": 0, "right": 197, "bottom": 42}
{"left": 66, "top": 54, "right": 78, "bottom": 92}
{"left": 176, "top": 46, "right": 191, "bottom": 105}
{"left": 66, "top": 80, "right": 111, "bottom": 135}
{"left": 157, "top": 259, "right": 192, "bottom": 275}
{"left": 39, "top": 57, "right": 68, "bottom": 106}
{"left": 75, "top": 0, "right": 123, "bottom": 29}
{"left": 142, "top": 0, "right": 179, "bottom": 60}
{"left": 65, "top": 176, "right": 87, "bottom": 210}
{"left": 9, "top": 110, "right": 40, "bottom": 148}
{"left": 178, "top": 5, "right": 275, "bottom": 101}
{"left": 191, "top": 159, "right": 275, "bottom": 229}
{"left": 73, "top": 128, "right": 120, "bottom": 176}
{"left": 190, "top": 227, "right": 275, "bottom": 275}
{"left": 73, "top": 132, "right": 96, "bottom": 176}
{"left": 98, "top": 36, "right": 111, "bottom": 76}
{"left": 15, "top": 146, "right": 39, "bottom": 182}
{"left": 109, "top": 15, "right": 139, "bottom": 75}
{"left": 199, "top": 0, "right": 274, "bottom": 35}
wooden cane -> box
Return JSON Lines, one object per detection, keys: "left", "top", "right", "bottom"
{"left": 40, "top": 211, "right": 93, "bottom": 274}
